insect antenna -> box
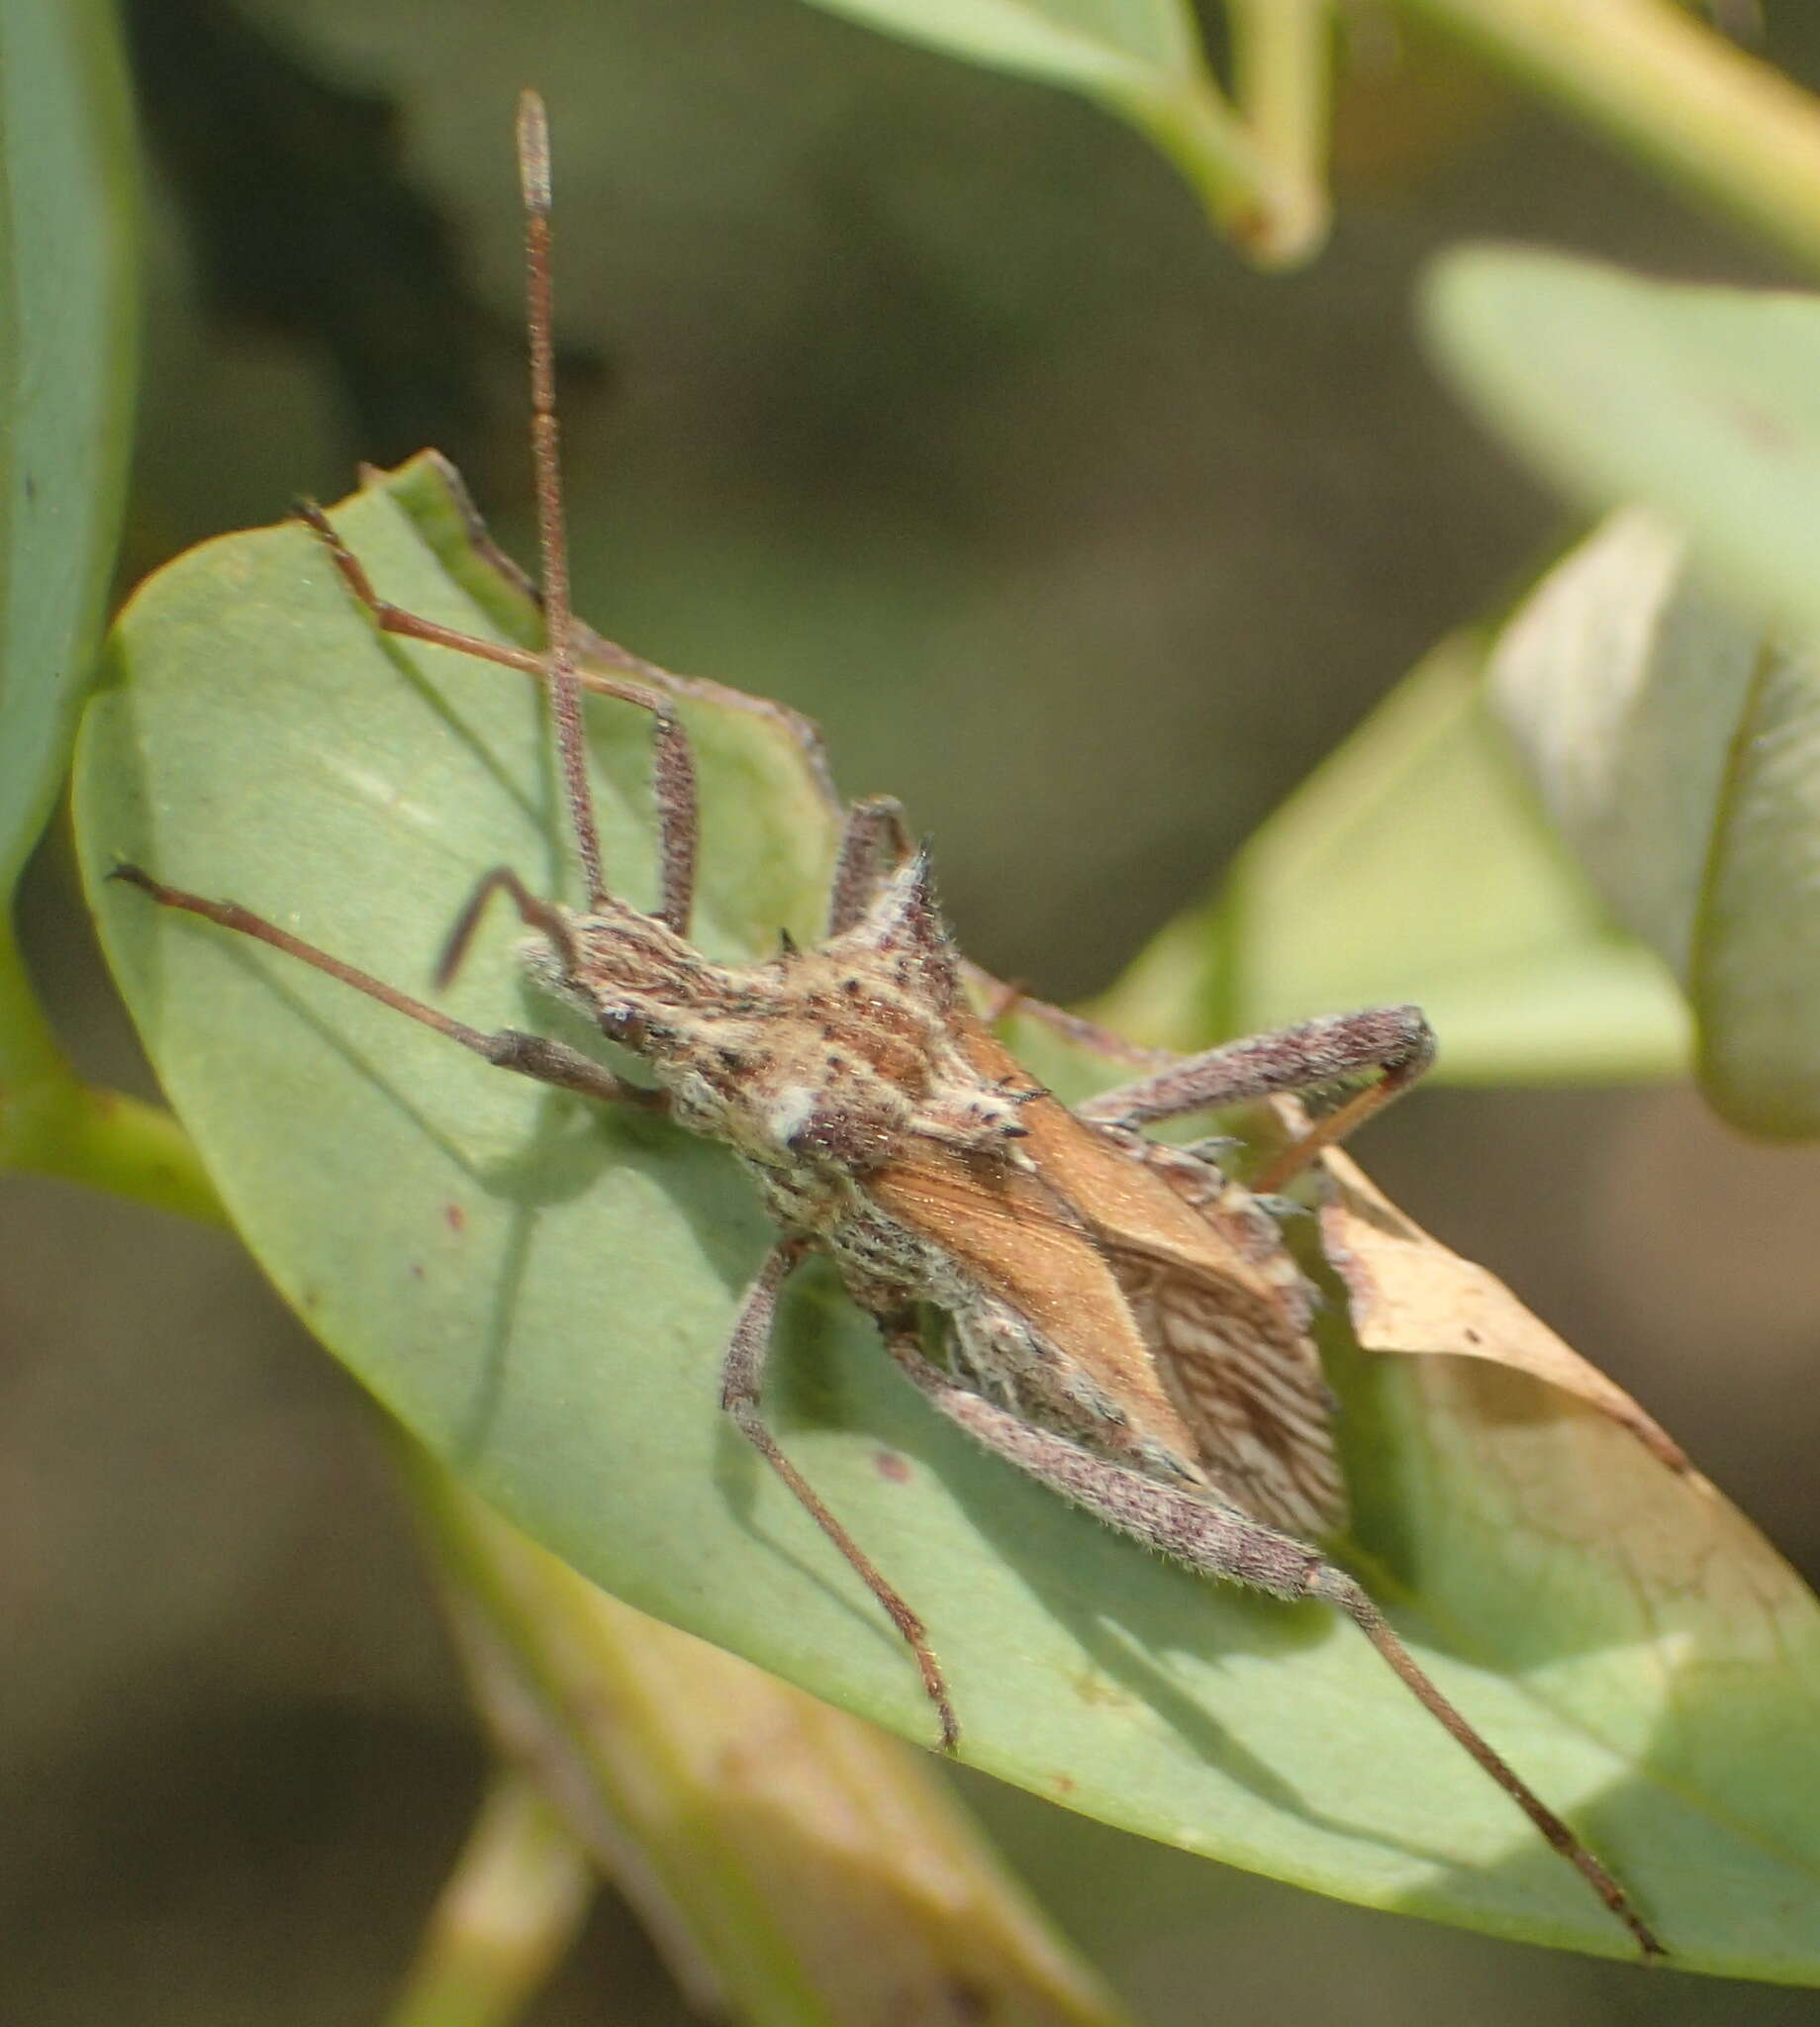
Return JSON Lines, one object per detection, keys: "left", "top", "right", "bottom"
{"left": 107, "top": 864, "right": 648, "bottom": 1108}
{"left": 517, "top": 88, "right": 608, "bottom": 914}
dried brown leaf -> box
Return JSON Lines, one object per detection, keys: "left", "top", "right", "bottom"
{"left": 1315, "top": 1148, "right": 1689, "bottom": 1472}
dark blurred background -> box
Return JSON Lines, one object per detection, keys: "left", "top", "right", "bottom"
{"left": 9, "top": 0, "right": 1820, "bottom": 2019}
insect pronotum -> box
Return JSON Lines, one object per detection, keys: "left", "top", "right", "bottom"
{"left": 116, "top": 91, "right": 1662, "bottom": 1958}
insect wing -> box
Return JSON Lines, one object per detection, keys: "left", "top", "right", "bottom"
{"left": 867, "top": 1133, "right": 1203, "bottom": 1474}
{"left": 958, "top": 1020, "right": 1346, "bottom": 1539}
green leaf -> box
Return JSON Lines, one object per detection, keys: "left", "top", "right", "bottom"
{"left": 1422, "top": 246, "right": 1820, "bottom": 654}
{"left": 1095, "top": 633, "right": 1690, "bottom": 1084}
{"left": 1423, "top": 251, "right": 1820, "bottom": 1136}
{"left": 802, "top": 0, "right": 1201, "bottom": 86}
{"left": 1400, "top": 0, "right": 1820, "bottom": 279}
{"left": 0, "top": 0, "right": 173, "bottom": 1217}
{"left": 75, "top": 458, "right": 1820, "bottom": 1975}
{"left": 0, "top": 0, "right": 136, "bottom": 898}
{"left": 790, "top": 0, "right": 1322, "bottom": 262}
{"left": 1489, "top": 508, "right": 1820, "bottom": 1138}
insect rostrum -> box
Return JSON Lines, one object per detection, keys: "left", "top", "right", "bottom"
{"left": 113, "top": 90, "right": 1662, "bottom": 1960}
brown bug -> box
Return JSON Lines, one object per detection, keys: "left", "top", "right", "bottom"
{"left": 114, "top": 92, "right": 1661, "bottom": 1958}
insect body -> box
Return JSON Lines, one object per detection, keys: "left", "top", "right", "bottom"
{"left": 538, "top": 834, "right": 1343, "bottom": 1537}
{"left": 114, "top": 92, "right": 1661, "bottom": 1958}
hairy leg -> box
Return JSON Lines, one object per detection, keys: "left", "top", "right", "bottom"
{"left": 1076, "top": 1006, "right": 1436, "bottom": 1189}
{"left": 719, "top": 1245, "right": 958, "bottom": 1750}
{"left": 878, "top": 1324, "right": 1661, "bottom": 1957}
{"left": 825, "top": 795, "right": 912, "bottom": 936}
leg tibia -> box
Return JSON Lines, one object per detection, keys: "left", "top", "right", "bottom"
{"left": 879, "top": 1326, "right": 1662, "bottom": 1957}
{"left": 720, "top": 1247, "right": 959, "bottom": 1751}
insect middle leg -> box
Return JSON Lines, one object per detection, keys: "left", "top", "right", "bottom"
{"left": 1074, "top": 1005, "right": 1436, "bottom": 1189}
{"left": 719, "top": 1242, "right": 960, "bottom": 1752}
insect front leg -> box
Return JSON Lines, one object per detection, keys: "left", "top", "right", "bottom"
{"left": 824, "top": 795, "right": 912, "bottom": 934}
{"left": 1075, "top": 1005, "right": 1436, "bottom": 1189}
{"left": 111, "top": 866, "right": 659, "bottom": 1112}
{"left": 878, "top": 1326, "right": 1663, "bottom": 1958}
{"left": 295, "top": 503, "right": 702, "bottom": 938}
{"left": 719, "top": 1244, "right": 959, "bottom": 1752}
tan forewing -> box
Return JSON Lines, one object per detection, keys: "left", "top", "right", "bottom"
{"left": 953, "top": 1024, "right": 1287, "bottom": 1281}
{"left": 874, "top": 1018, "right": 1346, "bottom": 1538}
{"left": 868, "top": 1132, "right": 1203, "bottom": 1476}
{"left": 1115, "top": 1233, "right": 1346, "bottom": 1537}
{"left": 969, "top": 1022, "right": 1343, "bottom": 1534}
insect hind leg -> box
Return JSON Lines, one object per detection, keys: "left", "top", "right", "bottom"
{"left": 878, "top": 1324, "right": 1663, "bottom": 1957}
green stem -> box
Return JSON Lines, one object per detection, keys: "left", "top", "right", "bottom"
{"left": 381, "top": 1773, "right": 594, "bottom": 2027}
{"left": 1119, "top": 69, "right": 1326, "bottom": 267}
{"left": 396, "top": 1446, "right": 1129, "bottom": 2027}
{"left": 1404, "top": 0, "right": 1820, "bottom": 276}
{"left": 0, "top": 917, "right": 227, "bottom": 1223}
{"left": 1226, "top": 0, "right": 1333, "bottom": 250}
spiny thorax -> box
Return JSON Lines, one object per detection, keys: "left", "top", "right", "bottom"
{"left": 521, "top": 885, "right": 1030, "bottom": 1201}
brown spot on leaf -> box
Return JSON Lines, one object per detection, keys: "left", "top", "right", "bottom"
{"left": 875, "top": 1449, "right": 910, "bottom": 1485}
{"left": 444, "top": 1202, "right": 467, "bottom": 1234}
{"left": 944, "top": 1978, "right": 990, "bottom": 2024}
{"left": 1727, "top": 396, "right": 1793, "bottom": 455}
